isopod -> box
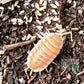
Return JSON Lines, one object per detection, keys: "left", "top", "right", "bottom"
{"left": 26, "top": 25, "right": 73, "bottom": 73}
{"left": 27, "top": 33, "right": 63, "bottom": 72}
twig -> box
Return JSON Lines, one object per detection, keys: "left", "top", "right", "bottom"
{"left": 76, "top": 70, "right": 84, "bottom": 76}
{"left": 3, "top": 39, "right": 36, "bottom": 51}
{"left": 60, "top": 66, "right": 68, "bottom": 76}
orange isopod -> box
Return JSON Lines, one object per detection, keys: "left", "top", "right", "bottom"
{"left": 27, "top": 33, "right": 63, "bottom": 72}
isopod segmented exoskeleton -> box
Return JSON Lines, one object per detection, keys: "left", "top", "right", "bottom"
{"left": 27, "top": 33, "right": 63, "bottom": 72}
{"left": 25, "top": 25, "right": 73, "bottom": 74}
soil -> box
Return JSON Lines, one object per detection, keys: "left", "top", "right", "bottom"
{"left": 0, "top": 0, "right": 84, "bottom": 84}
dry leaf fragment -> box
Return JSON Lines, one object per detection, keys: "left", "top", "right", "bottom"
{"left": 0, "top": 0, "right": 12, "bottom": 4}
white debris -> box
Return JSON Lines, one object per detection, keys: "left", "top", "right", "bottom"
{"left": 50, "top": 4, "right": 57, "bottom": 9}
{"left": 19, "top": 77, "right": 25, "bottom": 83}
{"left": 36, "top": 20, "right": 42, "bottom": 25}
{"left": 26, "top": 34, "right": 32, "bottom": 40}
{"left": 22, "top": 35, "right": 26, "bottom": 41}
{"left": 73, "top": 1, "right": 76, "bottom": 7}
{"left": 55, "top": 1, "right": 60, "bottom": 7}
{"left": 51, "top": 9, "right": 57, "bottom": 15}
{"left": 31, "top": 36, "right": 36, "bottom": 39}
{"left": 39, "top": 6, "right": 46, "bottom": 11}
{"left": 78, "top": 8, "right": 82, "bottom": 14}
{"left": 37, "top": 33, "right": 43, "bottom": 38}
{"left": 48, "top": 20, "right": 51, "bottom": 24}
{"left": 28, "top": 17, "right": 32, "bottom": 22}
{"left": 19, "top": 10, "right": 25, "bottom": 15}
{"left": 43, "top": 1, "right": 47, "bottom": 6}
{"left": 44, "top": 17, "right": 50, "bottom": 22}
{"left": 79, "top": 30, "right": 84, "bottom": 35}
{"left": 67, "top": 0, "right": 72, "bottom": 3}
{"left": 39, "top": 0, "right": 44, "bottom": 4}
{"left": 35, "top": 3, "right": 39, "bottom": 9}
{"left": 48, "top": 0, "right": 51, "bottom": 2}
{"left": 8, "top": 6, "right": 11, "bottom": 10}
{"left": 28, "top": 0, "right": 32, "bottom": 3}
{"left": 11, "top": 5, "right": 14, "bottom": 10}
{"left": 36, "top": 25, "right": 43, "bottom": 31}
{"left": 53, "top": 16, "right": 59, "bottom": 21}
{"left": 0, "top": 50, "right": 4, "bottom": 54}
{"left": 17, "top": 18, "right": 24, "bottom": 25}
{"left": 24, "top": 2, "right": 29, "bottom": 7}
{"left": 24, "top": 15, "right": 28, "bottom": 24}
{"left": 31, "top": 3, "right": 34, "bottom": 7}
{"left": 11, "top": 18, "right": 17, "bottom": 25}
{"left": 0, "top": 6, "right": 4, "bottom": 17}
{"left": 17, "top": 5, "right": 20, "bottom": 8}
{"left": 40, "top": 32, "right": 45, "bottom": 36}
{"left": 14, "top": 1, "right": 19, "bottom": 7}
{"left": 5, "top": 36, "right": 9, "bottom": 39}
{"left": 35, "top": 10, "right": 42, "bottom": 16}
{"left": 11, "top": 18, "right": 24, "bottom": 25}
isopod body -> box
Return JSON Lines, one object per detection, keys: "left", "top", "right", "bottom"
{"left": 27, "top": 33, "right": 63, "bottom": 72}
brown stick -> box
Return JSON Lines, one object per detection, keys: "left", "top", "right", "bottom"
{"left": 76, "top": 70, "right": 84, "bottom": 76}
{"left": 3, "top": 39, "right": 36, "bottom": 51}
{"left": 60, "top": 66, "right": 69, "bottom": 76}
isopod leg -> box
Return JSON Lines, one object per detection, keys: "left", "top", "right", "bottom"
{"left": 62, "top": 31, "right": 73, "bottom": 42}
{"left": 56, "top": 25, "right": 73, "bottom": 42}
{"left": 39, "top": 71, "right": 41, "bottom": 76}
{"left": 57, "top": 24, "right": 62, "bottom": 35}
{"left": 45, "top": 27, "right": 50, "bottom": 33}
{"left": 25, "top": 67, "right": 33, "bottom": 79}
{"left": 25, "top": 67, "right": 29, "bottom": 79}
{"left": 30, "top": 70, "right": 33, "bottom": 76}
{"left": 45, "top": 68, "right": 48, "bottom": 73}
{"left": 39, "top": 71, "right": 44, "bottom": 84}
{"left": 52, "top": 61, "right": 57, "bottom": 66}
